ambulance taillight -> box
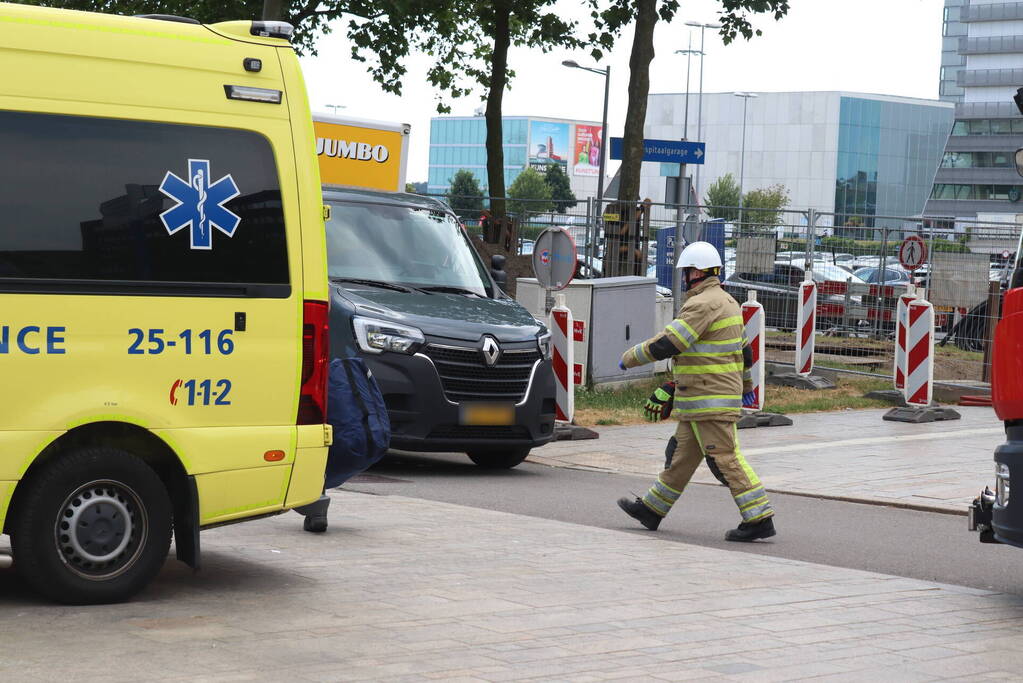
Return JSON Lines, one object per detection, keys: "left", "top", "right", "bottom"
{"left": 298, "top": 300, "right": 329, "bottom": 425}
{"left": 993, "top": 284, "right": 1023, "bottom": 422}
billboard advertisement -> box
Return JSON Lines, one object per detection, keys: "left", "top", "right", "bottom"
{"left": 528, "top": 120, "right": 570, "bottom": 171}
{"left": 573, "top": 124, "right": 603, "bottom": 177}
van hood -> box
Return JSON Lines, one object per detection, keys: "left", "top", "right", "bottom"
{"left": 335, "top": 286, "right": 543, "bottom": 343}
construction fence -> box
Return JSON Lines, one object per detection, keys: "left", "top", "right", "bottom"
{"left": 424, "top": 192, "right": 1022, "bottom": 385}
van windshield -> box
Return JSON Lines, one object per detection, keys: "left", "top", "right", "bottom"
{"left": 326, "top": 202, "right": 491, "bottom": 297}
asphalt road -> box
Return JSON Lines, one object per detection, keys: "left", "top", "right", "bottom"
{"left": 343, "top": 450, "right": 1023, "bottom": 596}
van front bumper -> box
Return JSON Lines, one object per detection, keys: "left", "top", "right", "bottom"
{"left": 364, "top": 346, "right": 556, "bottom": 453}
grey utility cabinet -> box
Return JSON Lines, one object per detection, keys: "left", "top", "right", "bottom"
{"left": 516, "top": 276, "right": 656, "bottom": 386}
{"left": 588, "top": 277, "right": 656, "bottom": 384}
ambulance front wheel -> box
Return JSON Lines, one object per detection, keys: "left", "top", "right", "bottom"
{"left": 11, "top": 447, "right": 172, "bottom": 605}
{"left": 466, "top": 448, "right": 530, "bottom": 469}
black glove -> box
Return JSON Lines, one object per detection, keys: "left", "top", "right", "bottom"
{"left": 643, "top": 381, "right": 676, "bottom": 422}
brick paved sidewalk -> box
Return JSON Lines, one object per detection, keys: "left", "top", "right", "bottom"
{"left": 3, "top": 491, "right": 1023, "bottom": 682}
{"left": 530, "top": 407, "right": 1005, "bottom": 514}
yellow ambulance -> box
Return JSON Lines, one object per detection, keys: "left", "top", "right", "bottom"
{"left": 0, "top": 3, "right": 331, "bottom": 603}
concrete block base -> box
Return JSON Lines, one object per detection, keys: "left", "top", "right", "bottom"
{"left": 737, "top": 411, "right": 794, "bottom": 430}
{"left": 554, "top": 423, "right": 600, "bottom": 441}
{"left": 769, "top": 372, "right": 837, "bottom": 390}
{"left": 882, "top": 406, "right": 962, "bottom": 424}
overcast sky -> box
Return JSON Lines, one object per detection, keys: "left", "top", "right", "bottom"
{"left": 300, "top": 0, "right": 944, "bottom": 184}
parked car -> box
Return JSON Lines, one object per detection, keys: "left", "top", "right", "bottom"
{"left": 853, "top": 265, "right": 912, "bottom": 285}
{"left": 325, "top": 189, "right": 555, "bottom": 470}
{"left": 723, "top": 262, "right": 866, "bottom": 330}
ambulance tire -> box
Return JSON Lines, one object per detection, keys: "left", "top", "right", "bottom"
{"left": 11, "top": 448, "right": 172, "bottom": 605}
{"left": 466, "top": 448, "right": 530, "bottom": 469}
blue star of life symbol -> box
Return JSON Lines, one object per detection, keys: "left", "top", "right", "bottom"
{"left": 158, "top": 159, "right": 241, "bottom": 250}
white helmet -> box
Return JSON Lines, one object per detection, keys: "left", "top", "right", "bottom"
{"left": 676, "top": 241, "right": 722, "bottom": 271}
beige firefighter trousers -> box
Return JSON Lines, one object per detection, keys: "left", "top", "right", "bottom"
{"left": 641, "top": 420, "right": 774, "bottom": 523}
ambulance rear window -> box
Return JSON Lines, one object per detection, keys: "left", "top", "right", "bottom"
{"left": 0, "top": 111, "right": 289, "bottom": 297}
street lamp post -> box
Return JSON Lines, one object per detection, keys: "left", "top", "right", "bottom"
{"left": 685, "top": 21, "right": 722, "bottom": 204}
{"left": 671, "top": 45, "right": 703, "bottom": 206}
{"left": 562, "top": 60, "right": 611, "bottom": 209}
{"left": 733, "top": 92, "right": 758, "bottom": 227}
{"left": 563, "top": 60, "right": 611, "bottom": 266}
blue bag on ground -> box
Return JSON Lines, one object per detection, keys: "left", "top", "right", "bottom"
{"left": 324, "top": 357, "right": 391, "bottom": 488}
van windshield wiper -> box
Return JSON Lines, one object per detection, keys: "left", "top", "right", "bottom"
{"left": 330, "top": 277, "right": 420, "bottom": 294}
{"left": 417, "top": 285, "right": 486, "bottom": 297}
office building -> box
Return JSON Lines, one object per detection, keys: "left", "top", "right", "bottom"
{"left": 427, "top": 115, "right": 602, "bottom": 199}
{"left": 926, "top": 0, "right": 1023, "bottom": 219}
{"left": 640, "top": 91, "right": 953, "bottom": 227}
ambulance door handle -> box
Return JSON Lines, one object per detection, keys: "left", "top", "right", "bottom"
{"left": 625, "top": 324, "right": 630, "bottom": 341}
{"left": 234, "top": 312, "right": 246, "bottom": 332}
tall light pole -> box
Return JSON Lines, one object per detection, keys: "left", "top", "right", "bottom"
{"left": 562, "top": 60, "right": 611, "bottom": 210}
{"left": 734, "top": 92, "right": 758, "bottom": 226}
{"left": 671, "top": 46, "right": 703, "bottom": 205}
{"left": 685, "top": 21, "right": 722, "bottom": 204}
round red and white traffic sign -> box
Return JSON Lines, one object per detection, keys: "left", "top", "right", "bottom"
{"left": 899, "top": 235, "right": 928, "bottom": 271}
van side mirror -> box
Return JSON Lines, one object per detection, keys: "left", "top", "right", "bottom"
{"left": 490, "top": 254, "right": 507, "bottom": 288}
{"left": 1015, "top": 148, "right": 1023, "bottom": 178}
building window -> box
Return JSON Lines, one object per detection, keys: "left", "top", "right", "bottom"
{"left": 940, "top": 151, "right": 1013, "bottom": 168}
{"left": 951, "top": 119, "right": 1023, "bottom": 136}
{"left": 929, "top": 184, "right": 1020, "bottom": 200}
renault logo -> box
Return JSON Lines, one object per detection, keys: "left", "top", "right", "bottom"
{"left": 481, "top": 336, "right": 501, "bottom": 367}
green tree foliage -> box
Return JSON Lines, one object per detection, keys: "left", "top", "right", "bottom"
{"left": 447, "top": 169, "right": 485, "bottom": 220}
{"left": 507, "top": 168, "right": 552, "bottom": 217}
{"left": 705, "top": 173, "right": 741, "bottom": 220}
{"left": 350, "top": 1, "right": 585, "bottom": 218}
{"left": 24, "top": 0, "right": 391, "bottom": 55}
{"left": 543, "top": 164, "right": 577, "bottom": 213}
{"left": 742, "top": 183, "right": 789, "bottom": 228}
{"left": 589, "top": 0, "right": 789, "bottom": 275}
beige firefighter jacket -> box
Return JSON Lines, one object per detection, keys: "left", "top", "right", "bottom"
{"left": 621, "top": 277, "right": 753, "bottom": 422}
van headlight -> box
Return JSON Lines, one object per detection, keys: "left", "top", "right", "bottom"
{"left": 353, "top": 316, "right": 425, "bottom": 355}
{"left": 537, "top": 332, "right": 552, "bottom": 359}
{"left": 997, "top": 463, "right": 1011, "bottom": 506}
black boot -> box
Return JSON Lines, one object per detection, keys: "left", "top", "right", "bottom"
{"left": 725, "top": 517, "right": 775, "bottom": 542}
{"left": 617, "top": 497, "right": 662, "bottom": 531}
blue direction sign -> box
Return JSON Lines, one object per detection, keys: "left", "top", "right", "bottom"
{"left": 609, "top": 137, "right": 705, "bottom": 164}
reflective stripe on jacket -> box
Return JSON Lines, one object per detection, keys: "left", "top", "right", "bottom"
{"left": 621, "top": 277, "right": 753, "bottom": 422}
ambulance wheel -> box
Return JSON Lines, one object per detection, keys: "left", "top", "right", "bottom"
{"left": 466, "top": 448, "right": 530, "bottom": 469}
{"left": 11, "top": 448, "right": 172, "bottom": 605}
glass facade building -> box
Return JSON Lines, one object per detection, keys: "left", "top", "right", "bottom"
{"left": 640, "top": 91, "right": 952, "bottom": 227}
{"left": 925, "top": 0, "right": 1023, "bottom": 220}
{"left": 428, "top": 117, "right": 529, "bottom": 193}
{"left": 834, "top": 96, "right": 953, "bottom": 223}
{"left": 427, "top": 116, "right": 601, "bottom": 198}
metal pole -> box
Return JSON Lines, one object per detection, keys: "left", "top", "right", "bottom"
{"left": 597, "top": 66, "right": 610, "bottom": 209}
{"left": 695, "top": 26, "right": 707, "bottom": 203}
{"left": 589, "top": 196, "right": 597, "bottom": 265}
{"left": 738, "top": 95, "right": 749, "bottom": 228}
{"left": 805, "top": 208, "right": 817, "bottom": 271}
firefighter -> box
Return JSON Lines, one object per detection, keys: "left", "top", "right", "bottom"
{"left": 616, "top": 241, "right": 775, "bottom": 542}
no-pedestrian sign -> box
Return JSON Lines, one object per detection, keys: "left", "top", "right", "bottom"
{"left": 899, "top": 235, "right": 928, "bottom": 271}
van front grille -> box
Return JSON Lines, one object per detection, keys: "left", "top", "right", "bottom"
{"left": 423, "top": 344, "right": 540, "bottom": 403}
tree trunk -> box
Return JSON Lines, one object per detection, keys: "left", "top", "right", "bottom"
{"left": 485, "top": 2, "right": 511, "bottom": 221}
{"left": 606, "top": 0, "right": 657, "bottom": 277}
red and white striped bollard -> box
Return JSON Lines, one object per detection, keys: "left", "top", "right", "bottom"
{"left": 550, "top": 294, "right": 574, "bottom": 422}
{"left": 742, "top": 290, "right": 766, "bottom": 411}
{"left": 904, "top": 299, "right": 935, "bottom": 406}
{"left": 893, "top": 285, "right": 917, "bottom": 390}
{"left": 795, "top": 277, "right": 817, "bottom": 376}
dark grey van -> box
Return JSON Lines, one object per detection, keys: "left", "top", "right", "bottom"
{"left": 324, "top": 188, "right": 556, "bottom": 469}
